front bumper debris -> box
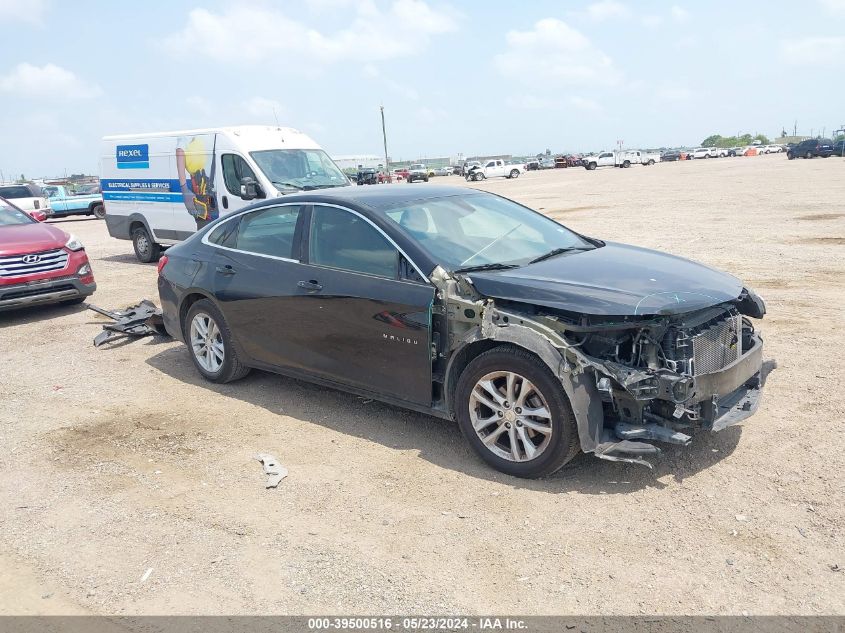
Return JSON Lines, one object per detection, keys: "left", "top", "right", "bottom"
{"left": 88, "top": 300, "right": 169, "bottom": 347}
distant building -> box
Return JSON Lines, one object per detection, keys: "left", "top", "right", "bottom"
{"left": 332, "top": 155, "right": 383, "bottom": 171}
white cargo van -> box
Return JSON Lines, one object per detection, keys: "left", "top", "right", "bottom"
{"left": 100, "top": 125, "right": 351, "bottom": 262}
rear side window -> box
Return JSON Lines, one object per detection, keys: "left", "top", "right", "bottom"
{"left": 207, "top": 218, "right": 240, "bottom": 248}
{"left": 0, "top": 186, "right": 32, "bottom": 199}
{"left": 221, "top": 154, "right": 258, "bottom": 196}
{"left": 309, "top": 205, "right": 397, "bottom": 278}
{"left": 235, "top": 205, "right": 302, "bottom": 259}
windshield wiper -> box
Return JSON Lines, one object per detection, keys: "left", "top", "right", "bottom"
{"left": 529, "top": 246, "right": 591, "bottom": 264}
{"left": 454, "top": 262, "right": 520, "bottom": 273}
{"left": 272, "top": 181, "right": 303, "bottom": 191}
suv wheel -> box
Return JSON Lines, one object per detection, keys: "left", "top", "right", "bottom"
{"left": 806, "top": 151, "right": 813, "bottom": 159}
{"left": 185, "top": 299, "right": 250, "bottom": 383}
{"left": 132, "top": 225, "right": 161, "bottom": 263}
{"left": 455, "top": 346, "right": 580, "bottom": 478}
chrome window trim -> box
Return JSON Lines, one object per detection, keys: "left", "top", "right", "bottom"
{"left": 200, "top": 201, "right": 430, "bottom": 283}
{"left": 308, "top": 202, "right": 431, "bottom": 285}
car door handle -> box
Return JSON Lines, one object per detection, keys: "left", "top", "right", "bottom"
{"left": 216, "top": 265, "right": 236, "bottom": 275}
{"left": 297, "top": 280, "right": 322, "bottom": 291}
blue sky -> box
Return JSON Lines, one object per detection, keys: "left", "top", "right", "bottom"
{"left": 1, "top": 0, "right": 844, "bottom": 177}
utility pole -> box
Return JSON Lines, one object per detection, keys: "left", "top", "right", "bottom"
{"left": 380, "top": 104, "right": 390, "bottom": 182}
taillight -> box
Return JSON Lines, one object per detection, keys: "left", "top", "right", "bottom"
{"left": 157, "top": 254, "right": 169, "bottom": 275}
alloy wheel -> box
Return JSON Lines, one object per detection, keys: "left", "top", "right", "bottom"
{"left": 469, "top": 371, "right": 553, "bottom": 462}
{"left": 190, "top": 312, "right": 225, "bottom": 373}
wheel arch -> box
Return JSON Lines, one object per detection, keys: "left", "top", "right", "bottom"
{"left": 178, "top": 290, "right": 217, "bottom": 338}
{"left": 444, "top": 318, "right": 605, "bottom": 456}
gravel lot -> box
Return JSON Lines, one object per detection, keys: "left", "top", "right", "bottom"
{"left": 1, "top": 154, "right": 843, "bottom": 615}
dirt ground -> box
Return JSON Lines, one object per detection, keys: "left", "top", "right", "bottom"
{"left": 1, "top": 154, "right": 843, "bottom": 615}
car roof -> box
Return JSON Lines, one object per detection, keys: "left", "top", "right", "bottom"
{"left": 273, "top": 184, "right": 480, "bottom": 210}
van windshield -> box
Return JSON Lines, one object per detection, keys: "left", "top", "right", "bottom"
{"left": 250, "top": 149, "right": 349, "bottom": 191}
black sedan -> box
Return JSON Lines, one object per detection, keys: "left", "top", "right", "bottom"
{"left": 158, "top": 185, "right": 768, "bottom": 477}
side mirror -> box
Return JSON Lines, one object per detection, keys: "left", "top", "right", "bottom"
{"left": 31, "top": 211, "right": 47, "bottom": 222}
{"left": 239, "top": 177, "right": 260, "bottom": 200}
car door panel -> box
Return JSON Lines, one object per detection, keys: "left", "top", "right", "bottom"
{"left": 286, "top": 267, "right": 434, "bottom": 405}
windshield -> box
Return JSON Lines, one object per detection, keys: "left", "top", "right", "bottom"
{"left": 0, "top": 200, "right": 34, "bottom": 226}
{"left": 382, "top": 192, "right": 595, "bottom": 270}
{"left": 250, "top": 149, "right": 349, "bottom": 191}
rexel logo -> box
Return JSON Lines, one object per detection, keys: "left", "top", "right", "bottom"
{"left": 116, "top": 144, "right": 149, "bottom": 169}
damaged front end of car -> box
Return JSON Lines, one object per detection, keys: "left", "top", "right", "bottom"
{"left": 432, "top": 267, "right": 773, "bottom": 468}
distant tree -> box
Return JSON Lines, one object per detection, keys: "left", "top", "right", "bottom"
{"left": 701, "top": 134, "right": 723, "bottom": 147}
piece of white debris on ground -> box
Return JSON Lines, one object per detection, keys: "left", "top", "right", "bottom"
{"left": 254, "top": 453, "right": 288, "bottom": 488}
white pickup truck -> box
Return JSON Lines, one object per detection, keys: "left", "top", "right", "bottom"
{"left": 582, "top": 150, "right": 659, "bottom": 170}
{"left": 465, "top": 159, "right": 524, "bottom": 181}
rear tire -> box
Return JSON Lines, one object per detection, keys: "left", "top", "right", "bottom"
{"left": 132, "top": 225, "right": 161, "bottom": 263}
{"left": 509, "top": 169, "right": 520, "bottom": 178}
{"left": 806, "top": 151, "right": 812, "bottom": 159}
{"left": 455, "top": 346, "right": 580, "bottom": 478}
{"left": 184, "top": 299, "right": 250, "bottom": 384}
{"left": 91, "top": 203, "right": 106, "bottom": 220}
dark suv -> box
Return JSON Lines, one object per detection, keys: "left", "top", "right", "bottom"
{"left": 787, "top": 138, "right": 834, "bottom": 160}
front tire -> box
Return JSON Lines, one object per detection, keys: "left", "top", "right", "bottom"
{"left": 806, "top": 151, "right": 812, "bottom": 159}
{"left": 91, "top": 203, "right": 106, "bottom": 220}
{"left": 132, "top": 225, "right": 160, "bottom": 263}
{"left": 184, "top": 299, "right": 250, "bottom": 384}
{"left": 455, "top": 346, "right": 580, "bottom": 478}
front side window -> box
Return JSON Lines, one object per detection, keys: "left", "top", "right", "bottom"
{"left": 234, "top": 205, "right": 302, "bottom": 259}
{"left": 309, "top": 205, "right": 397, "bottom": 278}
{"left": 382, "top": 192, "right": 594, "bottom": 271}
{"left": 250, "top": 149, "right": 348, "bottom": 192}
{"left": 221, "top": 154, "right": 258, "bottom": 196}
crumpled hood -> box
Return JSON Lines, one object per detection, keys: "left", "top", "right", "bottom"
{"left": 467, "top": 241, "right": 744, "bottom": 316}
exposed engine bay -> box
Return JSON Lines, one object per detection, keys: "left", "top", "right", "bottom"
{"left": 430, "top": 266, "right": 773, "bottom": 468}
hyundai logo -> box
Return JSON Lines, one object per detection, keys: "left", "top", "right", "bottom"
{"left": 22, "top": 254, "right": 42, "bottom": 264}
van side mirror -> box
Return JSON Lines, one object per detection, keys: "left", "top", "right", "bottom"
{"left": 239, "top": 177, "right": 262, "bottom": 200}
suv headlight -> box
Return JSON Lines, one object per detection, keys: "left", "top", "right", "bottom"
{"left": 65, "top": 234, "right": 84, "bottom": 251}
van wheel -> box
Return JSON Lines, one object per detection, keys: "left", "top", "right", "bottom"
{"left": 91, "top": 203, "right": 106, "bottom": 220}
{"left": 132, "top": 225, "right": 161, "bottom": 263}
{"left": 455, "top": 346, "right": 580, "bottom": 478}
{"left": 509, "top": 169, "right": 520, "bottom": 178}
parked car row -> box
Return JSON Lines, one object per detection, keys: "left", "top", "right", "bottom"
{"left": 0, "top": 182, "right": 105, "bottom": 219}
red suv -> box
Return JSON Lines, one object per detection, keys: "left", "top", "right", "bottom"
{"left": 0, "top": 197, "right": 96, "bottom": 311}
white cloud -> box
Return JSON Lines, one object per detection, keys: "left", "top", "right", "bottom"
{"left": 506, "top": 94, "right": 553, "bottom": 110}
{"left": 781, "top": 36, "right": 845, "bottom": 65}
{"left": 241, "top": 97, "right": 285, "bottom": 119}
{"left": 0, "top": 0, "right": 46, "bottom": 24}
{"left": 164, "top": 1, "right": 458, "bottom": 65}
{"left": 568, "top": 96, "right": 603, "bottom": 113}
{"left": 186, "top": 95, "right": 214, "bottom": 116}
{"left": 641, "top": 15, "right": 664, "bottom": 28}
{"left": 494, "top": 18, "right": 619, "bottom": 85}
{"left": 670, "top": 5, "right": 690, "bottom": 22}
{"left": 362, "top": 64, "right": 380, "bottom": 78}
{"left": 585, "top": 1, "right": 630, "bottom": 21}
{"left": 0, "top": 63, "right": 101, "bottom": 99}
{"left": 819, "top": 0, "right": 845, "bottom": 13}
{"left": 656, "top": 84, "right": 692, "bottom": 101}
